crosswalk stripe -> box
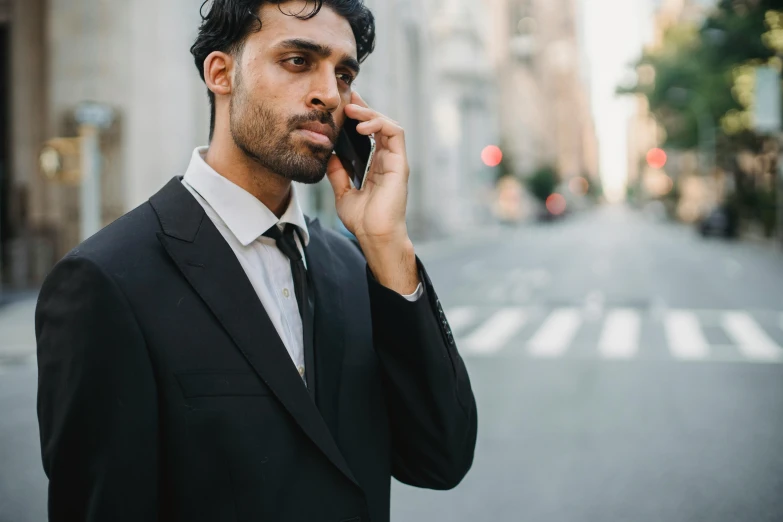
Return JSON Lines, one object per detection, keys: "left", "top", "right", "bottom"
{"left": 598, "top": 309, "right": 641, "bottom": 359}
{"left": 664, "top": 310, "right": 709, "bottom": 360}
{"left": 528, "top": 308, "right": 582, "bottom": 357}
{"left": 444, "top": 307, "right": 477, "bottom": 335}
{"left": 721, "top": 312, "right": 782, "bottom": 362}
{"left": 462, "top": 308, "right": 527, "bottom": 355}
{"left": 447, "top": 305, "right": 783, "bottom": 364}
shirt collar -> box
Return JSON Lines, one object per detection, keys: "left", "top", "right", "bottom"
{"left": 183, "top": 147, "right": 310, "bottom": 248}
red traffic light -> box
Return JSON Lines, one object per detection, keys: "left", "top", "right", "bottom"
{"left": 646, "top": 148, "right": 667, "bottom": 169}
{"left": 481, "top": 145, "right": 503, "bottom": 167}
{"left": 546, "top": 193, "right": 567, "bottom": 216}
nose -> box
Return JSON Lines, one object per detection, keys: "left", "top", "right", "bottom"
{"left": 307, "top": 67, "right": 341, "bottom": 113}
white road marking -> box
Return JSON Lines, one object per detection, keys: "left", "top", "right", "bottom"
{"left": 528, "top": 308, "right": 582, "bottom": 358}
{"left": 599, "top": 309, "right": 641, "bottom": 359}
{"left": 722, "top": 312, "right": 782, "bottom": 362}
{"left": 462, "top": 308, "right": 527, "bottom": 355}
{"left": 664, "top": 310, "right": 709, "bottom": 360}
{"left": 448, "top": 304, "right": 783, "bottom": 365}
{"left": 444, "top": 307, "right": 477, "bottom": 335}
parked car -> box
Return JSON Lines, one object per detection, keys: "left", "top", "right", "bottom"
{"left": 698, "top": 205, "right": 739, "bottom": 239}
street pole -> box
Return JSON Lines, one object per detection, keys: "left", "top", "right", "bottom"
{"left": 73, "top": 102, "right": 114, "bottom": 242}
{"left": 78, "top": 124, "right": 101, "bottom": 241}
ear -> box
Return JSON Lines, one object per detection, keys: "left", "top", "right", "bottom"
{"left": 203, "top": 51, "right": 233, "bottom": 98}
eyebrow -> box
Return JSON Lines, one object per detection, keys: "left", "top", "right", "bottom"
{"left": 273, "top": 38, "right": 361, "bottom": 75}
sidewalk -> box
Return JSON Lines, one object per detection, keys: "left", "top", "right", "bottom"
{"left": 0, "top": 297, "right": 38, "bottom": 365}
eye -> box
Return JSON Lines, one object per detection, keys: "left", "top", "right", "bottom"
{"left": 337, "top": 72, "right": 355, "bottom": 85}
{"left": 285, "top": 56, "right": 308, "bottom": 67}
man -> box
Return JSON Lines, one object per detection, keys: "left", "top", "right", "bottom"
{"left": 35, "top": 1, "right": 477, "bottom": 520}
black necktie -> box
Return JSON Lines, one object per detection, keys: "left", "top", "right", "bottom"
{"left": 263, "top": 223, "right": 316, "bottom": 401}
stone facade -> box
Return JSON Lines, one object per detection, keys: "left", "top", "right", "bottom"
{"left": 2, "top": 0, "right": 500, "bottom": 288}
{"left": 299, "top": 0, "right": 500, "bottom": 238}
{"left": 3, "top": 0, "right": 209, "bottom": 287}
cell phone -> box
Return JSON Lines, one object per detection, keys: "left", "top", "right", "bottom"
{"left": 334, "top": 117, "right": 376, "bottom": 190}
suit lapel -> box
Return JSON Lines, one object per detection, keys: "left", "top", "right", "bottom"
{"left": 149, "top": 178, "right": 358, "bottom": 489}
{"left": 304, "top": 218, "right": 346, "bottom": 441}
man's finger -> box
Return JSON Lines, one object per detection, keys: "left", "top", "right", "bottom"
{"left": 345, "top": 104, "right": 399, "bottom": 125}
{"left": 357, "top": 118, "right": 406, "bottom": 155}
{"left": 345, "top": 103, "right": 374, "bottom": 122}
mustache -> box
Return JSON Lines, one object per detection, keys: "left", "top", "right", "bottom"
{"left": 289, "top": 110, "right": 339, "bottom": 141}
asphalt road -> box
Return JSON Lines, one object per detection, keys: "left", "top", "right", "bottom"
{"left": 394, "top": 205, "right": 783, "bottom": 522}
{"left": 2, "top": 205, "right": 782, "bottom": 521}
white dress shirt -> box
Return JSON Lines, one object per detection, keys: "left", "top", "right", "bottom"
{"left": 181, "top": 147, "right": 423, "bottom": 380}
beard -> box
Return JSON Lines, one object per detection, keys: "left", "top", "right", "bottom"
{"left": 229, "top": 70, "right": 338, "bottom": 185}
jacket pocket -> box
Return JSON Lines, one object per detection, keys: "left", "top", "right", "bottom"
{"left": 175, "top": 370, "right": 272, "bottom": 398}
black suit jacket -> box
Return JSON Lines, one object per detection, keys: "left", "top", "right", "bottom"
{"left": 35, "top": 177, "right": 477, "bottom": 522}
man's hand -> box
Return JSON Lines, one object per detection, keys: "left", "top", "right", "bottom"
{"left": 326, "top": 91, "right": 420, "bottom": 295}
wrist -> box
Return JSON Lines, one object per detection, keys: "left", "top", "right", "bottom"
{"left": 360, "top": 235, "right": 420, "bottom": 295}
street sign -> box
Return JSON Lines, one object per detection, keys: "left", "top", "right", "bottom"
{"left": 753, "top": 66, "right": 781, "bottom": 134}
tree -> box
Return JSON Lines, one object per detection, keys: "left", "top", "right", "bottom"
{"left": 620, "top": 0, "right": 778, "bottom": 151}
{"left": 526, "top": 166, "right": 560, "bottom": 204}
{"left": 619, "top": 0, "right": 782, "bottom": 233}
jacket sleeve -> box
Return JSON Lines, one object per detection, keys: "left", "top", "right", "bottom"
{"left": 367, "top": 257, "right": 478, "bottom": 490}
{"left": 36, "top": 254, "right": 159, "bottom": 521}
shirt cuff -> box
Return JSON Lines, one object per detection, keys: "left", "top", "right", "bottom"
{"left": 401, "top": 282, "right": 424, "bottom": 302}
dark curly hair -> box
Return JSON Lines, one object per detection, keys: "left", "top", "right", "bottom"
{"left": 191, "top": 0, "right": 376, "bottom": 140}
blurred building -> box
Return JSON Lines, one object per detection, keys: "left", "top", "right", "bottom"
{"left": 485, "top": 0, "right": 599, "bottom": 185}
{"left": 2, "top": 0, "right": 209, "bottom": 288}
{"left": 0, "top": 0, "right": 500, "bottom": 289}
{"left": 304, "top": 0, "right": 500, "bottom": 239}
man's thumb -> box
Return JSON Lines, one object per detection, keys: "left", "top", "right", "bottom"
{"left": 326, "top": 154, "right": 353, "bottom": 199}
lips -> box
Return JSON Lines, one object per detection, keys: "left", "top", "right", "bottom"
{"left": 297, "top": 122, "right": 336, "bottom": 145}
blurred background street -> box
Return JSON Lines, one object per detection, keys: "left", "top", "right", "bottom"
{"left": 2, "top": 206, "right": 783, "bottom": 521}
{"left": 394, "top": 205, "right": 783, "bottom": 521}
{"left": 2, "top": 0, "right": 783, "bottom": 519}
